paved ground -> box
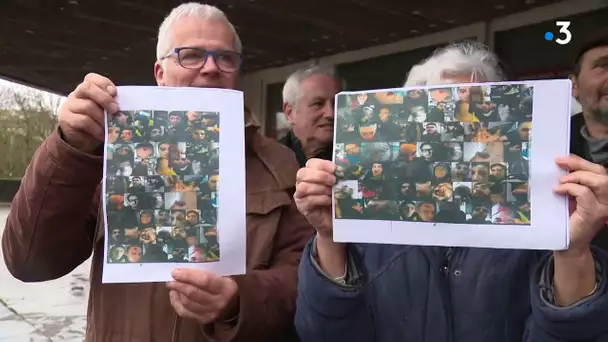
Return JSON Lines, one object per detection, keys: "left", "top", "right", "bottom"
{"left": 0, "top": 207, "right": 90, "bottom": 341}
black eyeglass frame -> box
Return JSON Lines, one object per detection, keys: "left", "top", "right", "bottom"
{"left": 161, "top": 47, "right": 243, "bottom": 73}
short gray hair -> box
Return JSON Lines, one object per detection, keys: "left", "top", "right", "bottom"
{"left": 156, "top": 2, "right": 242, "bottom": 62}
{"left": 404, "top": 41, "right": 505, "bottom": 86}
{"left": 282, "top": 65, "right": 338, "bottom": 106}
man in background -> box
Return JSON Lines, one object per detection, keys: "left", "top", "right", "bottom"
{"left": 280, "top": 65, "right": 342, "bottom": 167}
{"left": 570, "top": 29, "right": 608, "bottom": 246}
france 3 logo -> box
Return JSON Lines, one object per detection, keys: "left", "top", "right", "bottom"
{"left": 544, "top": 21, "right": 572, "bottom": 45}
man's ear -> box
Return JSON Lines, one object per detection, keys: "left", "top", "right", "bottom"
{"left": 570, "top": 74, "right": 579, "bottom": 99}
{"left": 154, "top": 61, "right": 166, "bottom": 86}
{"left": 283, "top": 102, "right": 295, "bottom": 124}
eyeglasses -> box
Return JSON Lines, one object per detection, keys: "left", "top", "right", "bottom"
{"left": 162, "top": 47, "right": 242, "bottom": 73}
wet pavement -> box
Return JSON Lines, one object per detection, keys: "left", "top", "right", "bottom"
{"left": 0, "top": 207, "right": 90, "bottom": 341}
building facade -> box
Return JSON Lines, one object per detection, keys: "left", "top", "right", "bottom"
{"left": 240, "top": 0, "right": 606, "bottom": 138}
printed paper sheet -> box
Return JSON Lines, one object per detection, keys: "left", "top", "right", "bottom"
{"left": 332, "top": 80, "right": 571, "bottom": 250}
{"left": 102, "top": 86, "right": 246, "bottom": 283}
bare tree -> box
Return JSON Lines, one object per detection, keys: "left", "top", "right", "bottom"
{"left": 0, "top": 85, "right": 63, "bottom": 178}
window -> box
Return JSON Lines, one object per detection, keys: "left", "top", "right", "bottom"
{"left": 264, "top": 82, "right": 289, "bottom": 139}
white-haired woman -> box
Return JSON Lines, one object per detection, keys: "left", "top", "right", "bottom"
{"left": 405, "top": 40, "right": 505, "bottom": 86}
{"left": 293, "top": 40, "right": 608, "bottom": 342}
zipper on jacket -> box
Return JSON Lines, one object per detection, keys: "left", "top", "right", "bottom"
{"left": 425, "top": 247, "right": 455, "bottom": 342}
{"left": 443, "top": 247, "right": 454, "bottom": 276}
{"left": 442, "top": 247, "right": 456, "bottom": 342}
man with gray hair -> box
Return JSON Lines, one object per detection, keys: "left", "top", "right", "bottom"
{"left": 569, "top": 29, "right": 608, "bottom": 246}
{"left": 279, "top": 65, "right": 341, "bottom": 167}
{"left": 293, "top": 40, "right": 608, "bottom": 341}
{"left": 2, "top": 2, "right": 312, "bottom": 341}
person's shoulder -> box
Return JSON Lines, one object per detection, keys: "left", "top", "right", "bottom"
{"left": 277, "top": 131, "right": 291, "bottom": 147}
{"left": 258, "top": 134, "right": 300, "bottom": 172}
{"left": 571, "top": 112, "right": 583, "bottom": 124}
{"left": 250, "top": 132, "right": 300, "bottom": 189}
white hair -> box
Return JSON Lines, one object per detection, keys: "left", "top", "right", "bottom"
{"left": 156, "top": 2, "right": 242, "bottom": 62}
{"left": 404, "top": 41, "right": 505, "bottom": 86}
{"left": 282, "top": 65, "right": 338, "bottom": 106}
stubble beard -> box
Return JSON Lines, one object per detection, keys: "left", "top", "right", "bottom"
{"left": 589, "top": 104, "right": 608, "bottom": 125}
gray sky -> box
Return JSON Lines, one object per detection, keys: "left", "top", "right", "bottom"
{"left": 0, "top": 78, "right": 16, "bottom": 87}
{"left": 0, "top": 78, "right": 66, "bottom": 110}
{"left": 0, "top": 77, "right": 65, "bottom": 96}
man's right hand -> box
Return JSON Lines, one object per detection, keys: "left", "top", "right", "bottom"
{"left": 294, "top": 158, "right": 336, "bottom": 236}
{"left": 295, "top": 158, "right": 347, "bottom": 278}
{"left": 58, "top": 73, "right": 119, "bottom": 153}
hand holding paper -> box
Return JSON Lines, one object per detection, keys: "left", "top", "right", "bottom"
{"left": 59, "top": 73, "right": 119, "bottom": 153}
{"left": 555, "top": 154, "right": 608, "bottom": 251}
{"left": 294, "top": 158, "right": 336, "bottom": 237}
{"left": 550, "top": 154, "right": 607, "bottom": 306}
{"left": 294, "top": 158, "right": 348, "bottom": 278}
{"left": 167, "top": 268, "right": 238, "bottom": 324}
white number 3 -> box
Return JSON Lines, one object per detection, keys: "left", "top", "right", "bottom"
{"left": 555, "top": 21, "right": 572, "bottom": 45}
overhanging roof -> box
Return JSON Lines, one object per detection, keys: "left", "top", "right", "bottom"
{"left": 1, "top": 0, "right": 565, "bottom": 95}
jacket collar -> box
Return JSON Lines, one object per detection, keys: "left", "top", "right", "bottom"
{"left": 245, "top": 107, "right": 260, "bottom": 144}
{"left": 283, "top": 131, "right": 309, "bottom": 167}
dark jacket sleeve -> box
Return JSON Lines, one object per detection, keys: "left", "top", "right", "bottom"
{"left": 1, "top": 128, "right": 102, "bottom": 282}
{"left": 201, "top": 199, "right": 315, "bottom": 341}
{"left": 295, "top": 238, "right": 374, "bottom": 342}
{"left": 524, "top": 247, "right": 608, "bottom": 341}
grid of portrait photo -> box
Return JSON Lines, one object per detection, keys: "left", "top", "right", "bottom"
{"left": 105, "top": 109, "right": 220, "bottom": 264}
{"left": 334, "top": 83, "right": 532, "bottom": 225}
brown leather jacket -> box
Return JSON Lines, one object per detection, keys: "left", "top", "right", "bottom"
{"left": 1, "top": 118, "right": 314, "bottom": 342}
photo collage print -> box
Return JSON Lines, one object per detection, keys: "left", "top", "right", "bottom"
{"left": 334, "top": 84, "right": 532, "bottom": 225}
{"left": 105, "top": 110, "right": 220, "bottom": 264}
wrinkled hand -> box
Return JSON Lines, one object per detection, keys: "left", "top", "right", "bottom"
{"left": 58, "top": 73, "right": 119, "bottom": 153}
{"left": 554, "top": 155, "right": 608, "bottom": 252}
{"left": 294, "top": 158, "right": 336, "bottom": 237}
{"left": 167, "top": 269, "right": 238, "bottom": 324}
